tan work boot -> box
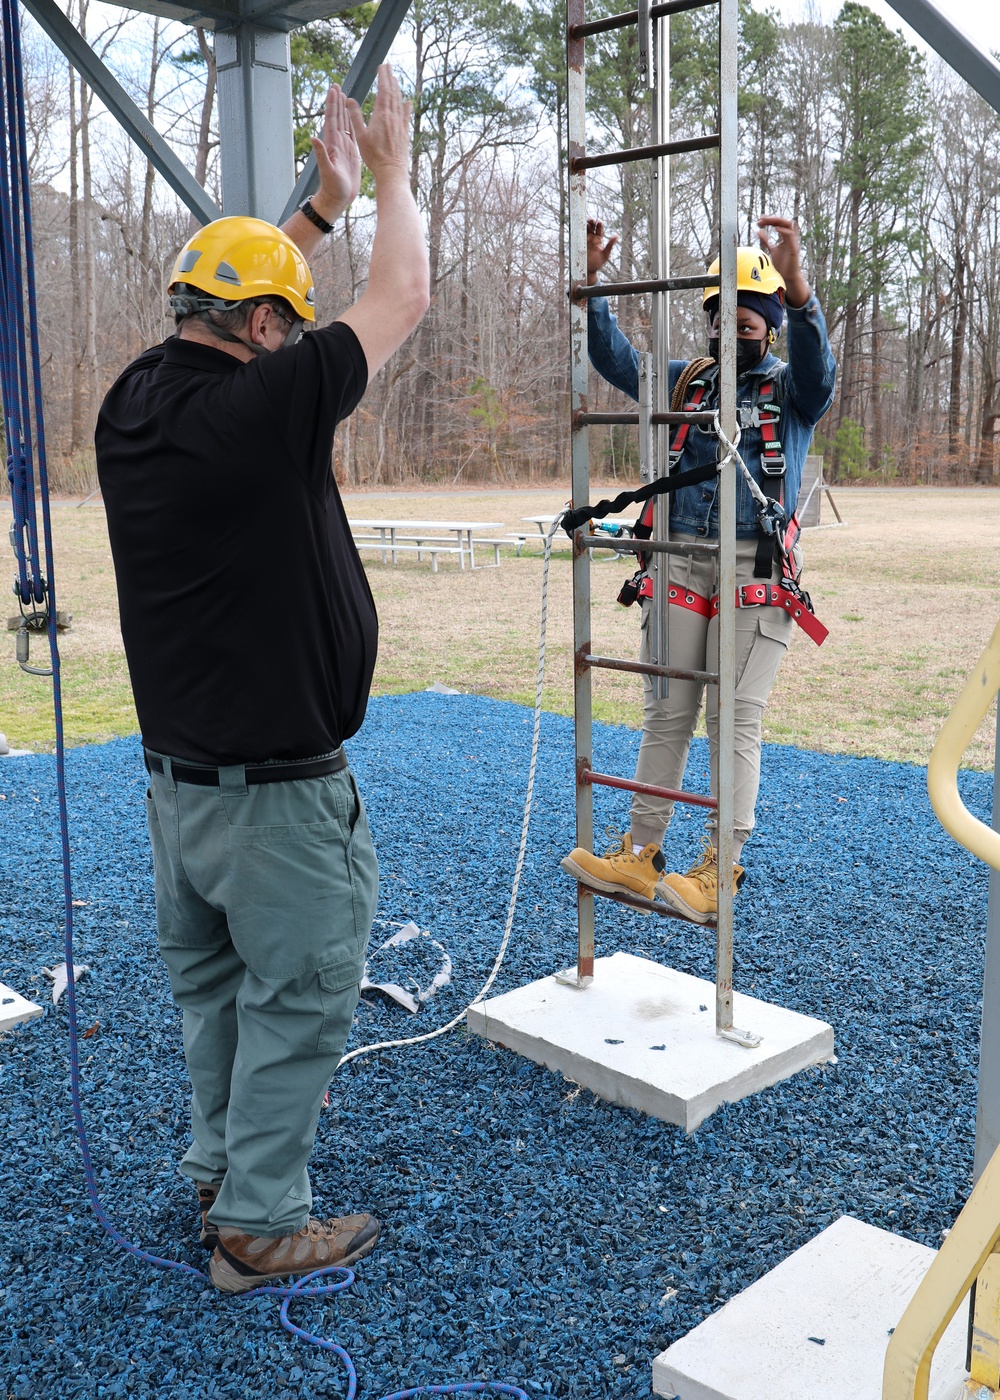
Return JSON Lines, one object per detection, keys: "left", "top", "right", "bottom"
{"left": 655, "top": 838, "right": 745, "bottom": 924}
{"left": 209, "top": 1213, "right": 381, "bottom": 1293}
{"left": 560, "top": 828, "right": 665, "bottom": 901}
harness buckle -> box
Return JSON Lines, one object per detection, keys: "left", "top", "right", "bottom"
{"left": 737, "top": 405, "right": 762, "bottom": 430}
{"left": 760, "top": 451, "right": 786, "bottom": 477}
{"left": 756, "top": 498, "right": 788, "bottom": 539}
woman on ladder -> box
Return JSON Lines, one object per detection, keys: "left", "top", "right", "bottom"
{"left": 562, "top": 214, "right": 836, "bottom": 922}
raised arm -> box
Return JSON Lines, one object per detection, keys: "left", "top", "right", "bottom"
{"left": 336, "top": 65, "right": 430, "bottom": 379}
{"left": 758, "top": 215, "right": 836, "bottom": 426}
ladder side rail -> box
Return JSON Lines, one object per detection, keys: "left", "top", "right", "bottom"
{"left": 650, "top": 3, "right": 671, "bottom": 705}
{"left": 567, "top": 0, "right": 595, "bottom": 986}
{"left": 715, "top": 0, "right": 738, "bottom": 1040}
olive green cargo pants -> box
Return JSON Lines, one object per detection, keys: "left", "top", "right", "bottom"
{"left": 145, "top": 756, "right": 378, "bottom": 1238}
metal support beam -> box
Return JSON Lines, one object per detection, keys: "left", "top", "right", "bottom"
{"left": 278, "top": 0, "right": 413, "bottom": 222}
{"left": 216, "top": 23, "right": 294, "bottom": 220}
{"left": 21, "top": 0, "right": 221, "bottom": 226}
{"left": 883, "top": 0, "right": 1000, "bottom": 117}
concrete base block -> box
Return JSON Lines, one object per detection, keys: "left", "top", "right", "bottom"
{"left": 651, "top": 1215, "right": 969, "bottom": 1400}
{"left": 467, "top": 952, "right": 834, "bottom": 1131}
{"left": 0, "top": 981, "right": 43, "bottom": 1032}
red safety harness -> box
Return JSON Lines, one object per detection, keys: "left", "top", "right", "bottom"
{"left": 618, "top": 364, "right": 828, "bottom": 646}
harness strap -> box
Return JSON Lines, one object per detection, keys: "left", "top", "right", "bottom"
{"left": 711, "top": 583, "right": 828, "bottom": 645}
{"left": 753, "top": 378, "right": 786, "bottom": 579}
{"left": 666, "top": 585, "right": 712, "bottom": 618}
{"left": 647, "top": 581, "right": 828, "bottom": 645}
{"left": 635, "top": 364, "right": 716, "bottom": 553}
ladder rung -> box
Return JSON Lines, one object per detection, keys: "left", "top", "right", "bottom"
{"left": 580, "top": 534, "right": 720, "bottom": 559}
{"left": 581, "top": 767, "right": 717, "bottom": 810}
{"left": 573, "top": 134, "right": 719, "bottom": 172}
{"left": 584, "top": 882, "right": 717, "bottom": 925}
{"left": 584, "top": 653, "right": 718, "bottom": 685}
{"left": 573, "top": 410, "right": 716, "bottom": 427}
{"left": 569, "top": 0, "right": 720, "bottom": 40}
{"left": 575, "top": 273, "right": 719, "bottom": 299}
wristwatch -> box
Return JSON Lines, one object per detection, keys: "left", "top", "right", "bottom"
{"left": 299, "top": 198, "right": 334, "bottom": 234}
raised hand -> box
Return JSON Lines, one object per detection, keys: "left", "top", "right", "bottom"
{"left": 587, "top": 217, "right": 618, "bottom": 285}
{"left": 757, "top": 215, "right": 811, "bottom": 308}
{"left": 346, "top": 64, "right": 412, "bottom": 182}
{"left": 312, "top": 84, "right": 362, "bottom": 220}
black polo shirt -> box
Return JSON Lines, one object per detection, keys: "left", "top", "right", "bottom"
{"left": 95, "top": 322, "right": 376, "bottom": 765}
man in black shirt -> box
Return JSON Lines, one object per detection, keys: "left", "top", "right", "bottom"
{"left": 96, "top": 68, "right": 428, "bottom": 1293}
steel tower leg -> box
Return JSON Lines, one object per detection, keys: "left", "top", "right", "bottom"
{"left": 216, "top": 23, "right": 295, "bottom": 222}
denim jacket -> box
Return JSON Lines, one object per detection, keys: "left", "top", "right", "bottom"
{"left": 588, "top": 293, "right": 837, "bottom": 539}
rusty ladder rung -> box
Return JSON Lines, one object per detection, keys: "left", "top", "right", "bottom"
{"left": 581, "top": 767, "right": 717, "bottom": 810}
{"left": 582, "top": 882, "right": 718, "bottom": 925}
{"left": 572, "top": 133, "right": 719, "bottom": 172}
{"left": 579, "top": 534, "right": 719, "bottom": 559}
{"left": 570, "top": 0, "right": 720, "bottom": 40}
{"left": 583, "top": 652, "right": 718, "bottom": 685}
{"left": 575, "top": 273, "right": 718, "bottom": 299}
{"left": 572, "top": 409, "right": 716, "bottom": 427}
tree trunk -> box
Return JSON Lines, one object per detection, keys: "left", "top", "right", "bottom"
{"left": 948, "top": 248, "right": 968, "bottom": 458}
{"left": 189, "top": 27, "right": 217, "bottom": 237}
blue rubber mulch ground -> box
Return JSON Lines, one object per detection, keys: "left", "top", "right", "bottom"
{"left": 0, "top": 691, "right": 992, "bottom": 1399}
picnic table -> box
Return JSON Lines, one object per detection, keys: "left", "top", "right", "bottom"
{"left": 349, "top": 519, "right": 505, "bottom": 571}
{"left": 521, "top": 514, "right": 561, "bottom": 536}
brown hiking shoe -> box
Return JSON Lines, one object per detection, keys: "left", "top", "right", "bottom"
{"left": 196, "top": 1181, "right": 221, "bottom": 1249}
{"left": 209, "top": 1213, "right": 381, "bottom": 1293}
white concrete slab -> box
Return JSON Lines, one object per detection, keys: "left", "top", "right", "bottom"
{"left": 651, "top": 1215, "right": 969, "bottom": 1400}
{"left": 0, "top": 981, "right": 43, "bottom": 1032}
{"left": 467, "top": 952, "right": 833, "bottom": 1131}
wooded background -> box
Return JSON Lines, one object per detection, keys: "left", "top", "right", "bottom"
{"left": 9, "top": 0, "right": 1000, "bottom": 490}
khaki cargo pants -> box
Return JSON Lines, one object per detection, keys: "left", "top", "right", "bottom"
{"left": 145, "top": 756, "right": 378, "bottom": 1238}
{"left": 629, "top": 534, "right": 797, "bottom": 856}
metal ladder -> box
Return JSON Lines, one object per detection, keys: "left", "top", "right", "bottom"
{"left": 563, "top": 0, "right": 760, "bottom": 1048}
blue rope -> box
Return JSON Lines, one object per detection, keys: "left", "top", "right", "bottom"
{"left": 0, "top": 7, "right": 527, "bottom": 1397}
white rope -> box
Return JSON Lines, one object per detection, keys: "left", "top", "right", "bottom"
{"left": 339, "top": 514, "right": 565, "bottom": 1068}
{"left": 711, "top": 410, "right": 771, "bottom": 510}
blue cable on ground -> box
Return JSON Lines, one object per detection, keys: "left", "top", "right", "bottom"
{"left": 0, "top": 6, "right": 528, "bottom": 1396}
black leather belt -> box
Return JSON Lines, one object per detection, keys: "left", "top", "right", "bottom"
{"left": 145, "top": 748, "right": 347, "bottom": 786}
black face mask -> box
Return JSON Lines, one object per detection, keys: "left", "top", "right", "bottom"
{"left": 708, "top": 336, "right": 768, "bottom": 377}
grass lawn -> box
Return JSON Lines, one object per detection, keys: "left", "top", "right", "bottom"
{"left": 2, "top": 484, "right": 998, "bottom": 770}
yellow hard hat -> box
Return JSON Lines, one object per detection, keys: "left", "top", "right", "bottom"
{"left": 702, "top": 247, "right": 786, "bottom": 306}
{"left": 168, "top": 216, "right": 316, "bottom": 322}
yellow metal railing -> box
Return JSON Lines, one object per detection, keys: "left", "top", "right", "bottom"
{"left": 882, "top": 1147, "right": 1000, "bottom": 1399}
{"left": 884, "top": 616, "right": 1000, "bottom": 1399}
{"left": 927, "top": 615, "right": 1000, "bottom": 873}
